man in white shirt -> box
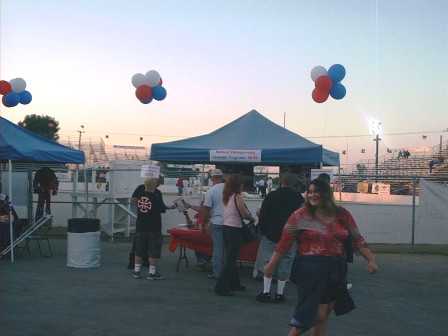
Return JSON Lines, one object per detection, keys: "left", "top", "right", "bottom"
{"left": 267, "top": 177, "right": 273, "bottom": 194}
{"left": 202, "top": 169, "right": 225, "bottom": 279}
{"left": 193, "top": 176, "right": 201, "bottom": 196}
{"left": 183, "top": 177, "right": 190, "bottom": 196}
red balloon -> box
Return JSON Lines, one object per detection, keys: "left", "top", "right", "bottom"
{"left": 158, "top": 78, "right": 163, "bottom": 86}
{"left": 0, "top": 80, "right": 12, "bottom": 95}
{"left": 315, "top": 75, "right": 333, "bottom": 93}
{"left": 135, "top": 85, "right": 152, "bottom": 101}
{"left": 312, "top": 88, "right": 329, "bottom": 103}
{"left": 2, "top": 95, "right": 12, "bottom": 107}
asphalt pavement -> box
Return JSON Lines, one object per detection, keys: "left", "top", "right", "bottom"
{"left": 1, "top": 238, "right": 447, "bottom": 336}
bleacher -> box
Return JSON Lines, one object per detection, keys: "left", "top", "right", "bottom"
{"left": 163, "top": 165, "right": 202, "bottom": 178}
{"left": 345, "top": 139, "right": 448, "bottom": 179}
{"left": 429, "top": 147, "right": 448, "bottom": 178}
{"left": 59, "top": 137, "right": 149, "bottom": 164}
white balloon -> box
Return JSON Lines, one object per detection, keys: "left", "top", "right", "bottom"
{"left": 145, "top": 70, "right": 161, "bottom": 87}
{"left": 310, "top": 66, "right": 327, "bottom": 82}
{"left": 131, "top": 73, "right": 146, "bottom": 88}
{"left": 9, "top": 78, "right": 27, "bottom": 93}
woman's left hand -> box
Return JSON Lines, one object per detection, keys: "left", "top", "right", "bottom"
{"left": 264, "top": 262, "right": 275, "bottom": 278}
{"left": 366, "top": 261, "right": 378, "bottom": 274}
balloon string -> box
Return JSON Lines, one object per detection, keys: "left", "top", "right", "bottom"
{"left": 323, "top": 103, "right": 328, "bottom": 146}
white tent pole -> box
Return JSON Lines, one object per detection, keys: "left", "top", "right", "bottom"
{"left": 84, "top": 167, "right": 88, "bottom": 218}
{"left": 338, "top": 163, "right": 342, "bottom": 204}
{"left": 8, "top": 159, "right": 14, "bottom": 262}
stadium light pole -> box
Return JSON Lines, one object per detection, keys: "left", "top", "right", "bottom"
{"left": 369, "top": 119, "right": 382, "bottom": 176}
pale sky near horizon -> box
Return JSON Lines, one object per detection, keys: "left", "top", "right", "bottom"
{"left": 1, "top": 0, "right": 447, "bottom": 168}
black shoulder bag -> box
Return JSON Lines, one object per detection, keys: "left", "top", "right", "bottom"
{"left": 234, "top": 195, "right": 257, "bottom": 243}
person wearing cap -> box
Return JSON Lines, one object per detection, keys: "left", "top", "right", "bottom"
{"left": 202, "top": 168, "right": 225, "bottom": 279}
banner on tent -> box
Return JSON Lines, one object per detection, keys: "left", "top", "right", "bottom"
{"left": 210, "top": 150, "right": 261, "bottom": 162}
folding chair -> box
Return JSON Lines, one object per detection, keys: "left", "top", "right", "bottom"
{"left": 13, "top": 219, "right": 30, "bottom": 255}
{"left": 23, "top": 217, "right": 53, "bottom": 258}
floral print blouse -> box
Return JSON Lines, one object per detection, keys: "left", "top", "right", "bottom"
{"left": 275, "top": 207, "right": 369, "bottom": 257}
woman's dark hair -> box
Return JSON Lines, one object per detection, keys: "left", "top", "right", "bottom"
{"left": 304, "top": 178, "right": 338, "bottom": 215}
{"left": 223, "top": 174, "right": 243, "bottom": 205}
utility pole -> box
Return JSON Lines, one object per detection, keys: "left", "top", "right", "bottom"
{"left": 77, "top": 125, "right": 85, "bottom": 150}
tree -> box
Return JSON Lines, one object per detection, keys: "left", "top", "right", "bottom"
{"left": 18, "top": 114, "right": 60, "bottom": 140}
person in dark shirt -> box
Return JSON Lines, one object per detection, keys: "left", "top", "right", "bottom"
{"left": 33, "top": 167, "right": 59, "bottom": 221}
{"left": 128, "top": 174, "right": 175, "bottom": 269}
{"left": 256, "top": 172, "right": 305, "bottom": 303}
{"left": 132, "top": 177, "right": 167, "bottom": 280}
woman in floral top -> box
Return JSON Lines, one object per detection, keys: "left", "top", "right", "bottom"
{"left": 264, "top": 178, "right": 378, "bottom": 336}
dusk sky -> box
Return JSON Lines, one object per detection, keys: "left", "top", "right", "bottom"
{"left": 1, "top": 0, "right": 447, "bottom": 169}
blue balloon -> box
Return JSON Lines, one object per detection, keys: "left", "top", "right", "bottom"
{"left": 19, "top": 90, "right": 32, "bottom": 104}
{"left": 329, "top": 82, "right": 346, "bottom": 100}
{"left": 327, "top": 64, "right": 346, "bottom": 82}
{"left": 3, "top": 92, "right": 20, "bottom": 107}
{"left": 141, "top": 97, "right": 153, "bottom": 104}
{"left": 152, "top": 86, "right": 167, "bottom": 101}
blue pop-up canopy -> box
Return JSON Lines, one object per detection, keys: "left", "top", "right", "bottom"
{"left": 150, "top": 110, "right": 339, "bottom": 166}
{"left": 1, "top": 116, "right": 85, "bottom": 262}
{"left": 0, "top": 116, "right": 85, "bottom": 163}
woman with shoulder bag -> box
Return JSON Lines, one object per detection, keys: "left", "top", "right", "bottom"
{"left": 215, "top": 174, "right": 255, "bottom": 297}
{"left": 264, "top": 178, "right": 378, "bottom": 335}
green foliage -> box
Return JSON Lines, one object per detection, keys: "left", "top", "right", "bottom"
{"left": 18, "top": 114, "right": 60, "bottom": 140}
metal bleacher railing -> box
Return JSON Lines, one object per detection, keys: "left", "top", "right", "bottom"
{"left": 59, "top": 136, "right": 149, "bottom": 164}
{"left": 343, "top": 139, "right": 448, "bottom": 181}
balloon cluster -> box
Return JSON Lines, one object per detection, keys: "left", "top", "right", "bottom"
{"left": 310, "top": 64, "right": 346, "bottom": 103}
{"left": 0, "top": 78, "right": 32, "bottom": 108}
{"left": 132, "top": 70, "right": 167, "bottom": 104}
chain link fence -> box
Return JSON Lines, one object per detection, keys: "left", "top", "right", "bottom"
{"left": 1, "top": 163, "right": 447, "bottom": 254}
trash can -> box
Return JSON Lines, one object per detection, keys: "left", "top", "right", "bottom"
{"left": 67, "top": 218, "right": 100, "bottom": 268}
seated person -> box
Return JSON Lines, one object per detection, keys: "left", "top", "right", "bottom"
{"left": 183, "top": 199, "right": 212, "bottom": 272}
{"left": 0, "top": 193, "right": 23, "bottom": 250}
{"left": 0, "top": 193, "right": 19, "bottom": 222}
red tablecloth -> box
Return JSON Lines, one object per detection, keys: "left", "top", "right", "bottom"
{"left": 167, "top": 227, "right": 258, "bottom": 263}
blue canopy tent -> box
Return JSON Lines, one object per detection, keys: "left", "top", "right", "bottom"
{"left": 150, "top": 110, "right": 339, "bottom": 166}
{"left": 0, "top": 116, "right": 85, "bottom": 163}
{"left": 0, "top": 116, "right": 85, "bottom": 261}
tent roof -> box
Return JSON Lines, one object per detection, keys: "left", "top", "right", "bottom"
{"left": 150, "top": 110, "right": 339, "bottom": 166}
{"left": 0, "top": 116, "right": 85, "bottom": 164}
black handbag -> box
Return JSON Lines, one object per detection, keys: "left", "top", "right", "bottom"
{"left": 242, "top": 219, "right": 257, "bottom": 243}
{"left": 234, "top": 195, "right": 257, "bottom": 242}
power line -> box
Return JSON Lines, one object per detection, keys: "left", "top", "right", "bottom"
{"left": 59, "top": 128, "right": 447, "bottom": 141}
{"left": 306, "top": 130, "right": 446, "bottom": 139}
